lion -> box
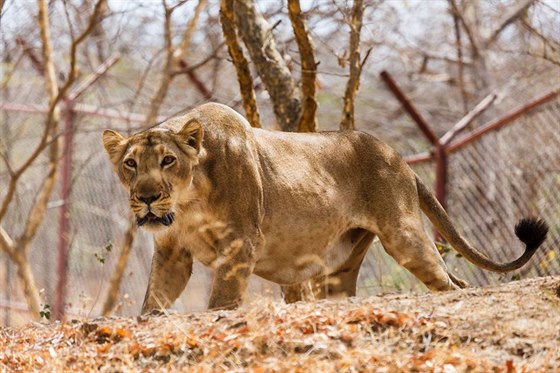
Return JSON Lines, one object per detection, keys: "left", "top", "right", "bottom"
{"left": 102, "top": 102, "right": 548, "bottom": 313}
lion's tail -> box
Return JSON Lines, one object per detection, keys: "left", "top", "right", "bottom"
{"left": 415, "top": 175, "right": 548, "bottom": 272}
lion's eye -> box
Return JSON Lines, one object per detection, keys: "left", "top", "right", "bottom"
{"left": 161, "top": 155, "right": 176, "bottom": 167}
{"left": 124, "top": 159, "right": 137, "bottom": 168}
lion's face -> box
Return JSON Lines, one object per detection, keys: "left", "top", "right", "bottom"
{"left": 102, "top": 120, "right": 203, "bottom": 231}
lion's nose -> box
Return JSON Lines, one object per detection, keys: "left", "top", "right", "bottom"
{"left": 138, "top": 193, "right": 161, "bottom": 205}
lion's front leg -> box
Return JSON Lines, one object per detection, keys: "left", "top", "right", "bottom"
{"left": 207, "top": 238, "right": 257, "bottom": 310}
{"left": 141, "top": 241, "right": 193, "bottom": 314}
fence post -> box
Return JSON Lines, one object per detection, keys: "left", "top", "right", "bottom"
{"left": 53, "top": 100, "right": 74, "bottom": 321}
{"left": 380, "top": 71, "right": 448, "bottom": 206}
{"left": 380, "top": 71, "right": 448, "bottom": 239}
{"left": 435, "top": 145, "right": 447, "bottom": 209}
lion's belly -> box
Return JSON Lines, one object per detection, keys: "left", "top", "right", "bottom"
{"left": 252, "top": 175, "right": 374, "bottom": 284}
{"left": 254, "top": 219, "right": 362, "bottom": 284}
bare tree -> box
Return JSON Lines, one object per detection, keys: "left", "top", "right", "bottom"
{"left": 448, "top": 0, "right": 537, "bottom": 95}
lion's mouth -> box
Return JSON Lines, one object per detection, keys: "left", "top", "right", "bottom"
{"left": 137, "top": 212, "right": 175, "bottom": 227}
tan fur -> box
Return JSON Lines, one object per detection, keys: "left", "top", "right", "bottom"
{"left": 102, "top": 103, "right": 542, "bottom": 313}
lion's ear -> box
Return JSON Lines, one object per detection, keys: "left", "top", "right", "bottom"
{"left": 178, "top": 119, "right": 203, "bottom": 154}
{"left": 102, "top": 129, "right": 127, "bottom": 165}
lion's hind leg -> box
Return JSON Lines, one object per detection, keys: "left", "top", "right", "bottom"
{"left": 448, "top": 271, "right": 469, "bottom": 288}
{"left": 281, "top": 230, "right": 375, "bottom": 303}
{"left": 377, "top": 219, "right": 460, "bottom": 292}
{"left": 313, "top": 230, "right": 375, "bottom": 299}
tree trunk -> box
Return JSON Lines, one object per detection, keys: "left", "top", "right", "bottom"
{"left": 340, "top": 0, "right": 365, "bottom": 130}
{"left": 234, "top": 0, "right": 301, "bottom": 131}
{"left": 287, "top": 0, "right": 317, "bottom": 132}
{"left": 220, "top": 0, "right": 261, "bottom": 128}
{"left": 13, "top": 251, "right": 42, "bottom": 320}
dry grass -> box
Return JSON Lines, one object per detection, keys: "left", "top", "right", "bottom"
{"left": 1, "top": 276, "right": 559, "bottom": 372}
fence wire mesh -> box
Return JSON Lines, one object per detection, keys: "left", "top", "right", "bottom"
{"left": 1, "top": 88, "right": 559, "bottom": 326}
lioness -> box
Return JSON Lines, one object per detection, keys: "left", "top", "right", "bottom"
{"left": 102, "top": 103, "right": 548, "bottom": 313}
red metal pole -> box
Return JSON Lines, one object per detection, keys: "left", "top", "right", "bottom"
{"left": 435, "top": 145, "right": 447, "bottom": 209}
{"left": 53, "top": 101, "right": 74, "bottom": 321}
{"left": 380, "top": 70, "right": 439, "bottom": 146}
{"left": 381, "top": 70, "right": 449, "bottom": 242}
{"left": 380, "top": 71, "right": 447, "bottom": 204}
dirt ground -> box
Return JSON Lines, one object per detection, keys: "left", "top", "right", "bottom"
{"left": 1, "top": 276, "right": 558, "bottom": 372}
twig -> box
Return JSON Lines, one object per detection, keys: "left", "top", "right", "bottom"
{"left": 68, "top": 53, "right": 121, "bottom": 101}
{"left": 450, "top": 3, "right": 468, "bottom": 113}
{"left": 102, "top": 220, "right": 137, "bottom": 316}
{"left": 448, "top": 0, "right": 480, "bottom": 58}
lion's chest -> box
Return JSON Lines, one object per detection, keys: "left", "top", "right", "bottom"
{"left": 162, "top": 209, "right": 224, "bottom": 268}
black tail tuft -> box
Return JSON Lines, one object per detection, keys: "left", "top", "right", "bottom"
{"left": 515, "top": 217, "right": 549, "bottom": 252}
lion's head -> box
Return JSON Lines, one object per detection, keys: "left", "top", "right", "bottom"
{"left": 102, "top": 119, "right": 203, "bottom": 231}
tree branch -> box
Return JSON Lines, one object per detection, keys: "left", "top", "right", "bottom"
{"left": 440, "top": 92, "right": 498, "bottom": 145}
{"left": 143, "top": 0, "right": 175, "bottom": 126}
{"left": 220, "top": 0, "right": 261, "bottom": 128}
{"left": 144, "top": 0, "right": 207, "bottom": 126}
{"left": 0, "top": 225, "right": 14, "bottom": 257}
{"left": 340, "top": 0, "right": 365, "bottom": 130}
{"left": 15, "top": 37, "right": 44, "bottom": 75}
{"left": 288, "top": 0, "right": 317, "bottom": 132}
{"left": 483, "top": 0, "right": 536, "bottom": 48}
{"left": 175, "top": 0, "right": 208, "bottom": 62}
{"left": 448, "top": 0, "right": 480, "bottom": 58}
{"left": 451, "top": 3, "right": 468, "bottom": 113}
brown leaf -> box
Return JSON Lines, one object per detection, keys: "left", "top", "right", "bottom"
{"left": 96, "top": 343, "right": 112, "bottom": 354}
{"left": 506, "top": 359, "right": 516, "bottom": 373}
